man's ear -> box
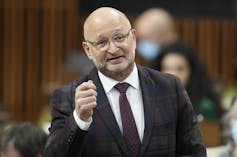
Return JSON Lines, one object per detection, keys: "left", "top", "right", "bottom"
{"left": 131, "top": 28, "right": 137, "bottom": 41}
{"left": 82, "top": 42, "right": 93, "bottom": 60}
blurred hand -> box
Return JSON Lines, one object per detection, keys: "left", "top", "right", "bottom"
{"left": 75, "top": 80, "right": 97, "bottom": 122}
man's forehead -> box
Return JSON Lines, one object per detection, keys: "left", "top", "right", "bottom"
{"left": 84, "top": 7, "right": 130, "bottom": 39}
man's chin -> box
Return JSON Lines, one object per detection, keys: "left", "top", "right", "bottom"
{"left": 106, "top": 64, "right": 128, "bottom": 73}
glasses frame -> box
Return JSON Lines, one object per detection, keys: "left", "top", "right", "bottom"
{"left": 85, "top": 28, "right": 132, "bottom": 51}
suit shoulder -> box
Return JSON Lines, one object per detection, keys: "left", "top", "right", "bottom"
{"left": 52, "top": 75, "right": 89, "bottom": 98}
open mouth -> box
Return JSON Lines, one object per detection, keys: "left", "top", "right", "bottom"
{"left": 107, "top": 56, "right": 123, "bottom": 63}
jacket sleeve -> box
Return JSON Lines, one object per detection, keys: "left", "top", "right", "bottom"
{"left": 44, "top": 85, "right": 87, "bottom": 157}
{"left": 175, "top": 77, "right": 207, "bottom": 157}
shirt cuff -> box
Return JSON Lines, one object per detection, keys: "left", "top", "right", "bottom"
{"left": 73, "top": 110, "right": 92, "bottom": 131}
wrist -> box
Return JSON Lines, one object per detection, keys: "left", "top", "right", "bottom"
{"left": 76, "top": 109, "right": 91, "bottom": 122}
{"left": 73, "top": 110, "right": 92, "bottom": 131}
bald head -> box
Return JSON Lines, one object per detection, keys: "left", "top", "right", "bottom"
{"left": 135, "top": 8, "right": 174, "bottom": 34}
{"left": 135, "top": 8, "right": 177, "bottom": 47}
{"left": 83, "top": 7, "right": 131, "bottom": 40}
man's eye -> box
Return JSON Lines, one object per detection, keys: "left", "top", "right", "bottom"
{"left": 114, "top": 35, "right": 125, "bottom": 42}
{"left": 96, "top": 40, "right": 107, "bottom": 47}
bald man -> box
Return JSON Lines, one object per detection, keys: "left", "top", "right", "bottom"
{"left": 135, "top": 8, "right": 178, "bottom": 62}
{"left": 44, "top": 7, "right": 206, "bottom": 157}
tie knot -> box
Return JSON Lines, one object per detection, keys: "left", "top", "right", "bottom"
{"left": 114, "top": 83, "right": 130, "bottom": 93}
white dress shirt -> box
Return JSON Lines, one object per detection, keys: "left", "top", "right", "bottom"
{"left": 73, "top": 64, "right": 145, "bottom": 141}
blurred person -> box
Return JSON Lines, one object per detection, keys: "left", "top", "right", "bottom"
{"left": 220, "top": 96, "right": 237, "bottom": 157}
{"left": 38, "top": 81, "right": 62, "bottom": 134}
{"left": 151, "top": 41, "right": 223, "bottom": 120}
{"left": 0, "top": 122, "right": 47, "bottom": 157}
{"left": 44, "top": 7, "right": 206, "bottom": 157}
{"left": 134, "top": 8, "right": 178, "bottom": 62}
{"left": 0, "top": 103, "right": 10, "bottom": 134}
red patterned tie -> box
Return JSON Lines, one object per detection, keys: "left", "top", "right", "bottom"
{"left": 114, "top": 83, "right": 141, "bottom": 157}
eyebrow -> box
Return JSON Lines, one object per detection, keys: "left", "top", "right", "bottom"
{"left": 90, "top": 27, "right": 130, "bottom": 42}
{"left": 97, "top": 29, "right": 126, "bottom": 37}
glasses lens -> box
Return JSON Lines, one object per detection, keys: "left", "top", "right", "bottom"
{"left": 90, "top": 28, "right": 131, "bottom": 51}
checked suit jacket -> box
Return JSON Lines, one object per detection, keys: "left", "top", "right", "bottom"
{"left": 44, "top": 65, "right": 206, "bottom": 157}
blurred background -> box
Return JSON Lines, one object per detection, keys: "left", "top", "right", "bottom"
{"left": 0, "top": 0, "right": 237, "bottom": 155}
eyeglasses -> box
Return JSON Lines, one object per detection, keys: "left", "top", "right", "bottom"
{"left": 86, "top": 28, "right": 132, "bottom": 51}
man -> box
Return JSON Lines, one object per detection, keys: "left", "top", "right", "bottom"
{"left": 44, "top": 7, "right": 206, "bottom": 157}
{"left": 1, "top": 122, "right": 47, "bottom": 157}
{"left": 135, "top": 8, "right": 178, "bottom": 62}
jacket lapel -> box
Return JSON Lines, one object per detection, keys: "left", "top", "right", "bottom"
{"left": 88, "top": 69, "right": 130, "bottom": 157}
{"left": 137, "top": 65, "right": 155, "bottom": 157}
{"left": 87, "top": 66, "right": 156, "bottom": 157}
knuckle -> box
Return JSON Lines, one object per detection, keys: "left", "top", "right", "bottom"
{"left": 91, "top": 95, "right": 97, "bottom": 101}
{"left": 89, "top": 89, "right": 95, "bottom": 94}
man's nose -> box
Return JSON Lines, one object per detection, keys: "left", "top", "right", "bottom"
{"left": 107, "top": 40, "right": 119, "bottom": 53}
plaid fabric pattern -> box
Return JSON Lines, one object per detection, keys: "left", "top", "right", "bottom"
{"left": 44, "top": 65, "right": 207, "bottom": 157}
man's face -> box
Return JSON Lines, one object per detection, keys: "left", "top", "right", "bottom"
{"left": 83, "top": 10, "right": 136, "bottom": 80}
{"left": 1, "top": 144, "right": 22, "bottom": 157}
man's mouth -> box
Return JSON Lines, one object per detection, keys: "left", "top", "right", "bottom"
{"left": 107, "top": 56, "right": 123, "bottom": 63}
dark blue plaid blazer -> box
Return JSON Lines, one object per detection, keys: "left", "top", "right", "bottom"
{"left": 44, "top": 65, "right": 206, "bottom": 157}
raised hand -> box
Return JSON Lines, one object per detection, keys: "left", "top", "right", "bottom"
{"left": 75, "top": 80, "right": 97, "bottom": 122}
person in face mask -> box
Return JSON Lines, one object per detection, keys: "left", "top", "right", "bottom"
{"left": 221, "top": 96, "right": 237, "bottom": 157}
{"left": 135, "top": 8, "right": 178, "bottom": 63}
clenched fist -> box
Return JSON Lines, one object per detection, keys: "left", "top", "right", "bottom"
{"left": 75, "top": 80, "right": 97, "bottom": 122}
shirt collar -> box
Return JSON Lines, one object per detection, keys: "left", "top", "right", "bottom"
{"left": 98, "top": 64, "right": 139, "bottom": 93}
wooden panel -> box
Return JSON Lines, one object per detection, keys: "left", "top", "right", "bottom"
{"left": 181, "top": 18, "right": 197, "bottom": 47}
{"left": 199, "top": 121, "right": 222, "bottom": 147}
{"left": 0, "top": 0, "right": 4, "bottom": 102}
{"left": 221, "top": 20, "right": 237, "bottom": 85}
{"left": 24, "top": 0, "right": 41, "bottom": 121}
{"left": 1, "top": 0, "right": 80, "bottom": 122}
{"left": 179, "top": 19, "right": 237, "bottom": 85}
{"left": 3, "top": 0, "right": 24, "bottom": 121}
{"left": 0, "top": 1, "right": 236, "bottom": 123}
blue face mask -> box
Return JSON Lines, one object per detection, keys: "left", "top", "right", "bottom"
{"left": 137, "top": 40, "right": 160, "bottom": 61}
{"left": 232, "top": 121, "right": 237, "bottom": 144}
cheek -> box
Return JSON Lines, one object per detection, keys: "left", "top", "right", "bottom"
{"left": 91, "top": 52, "right": 105, "bottom": 61}
{"left": 1, "top": 149, "right": 21, "bottom": 157}
{"left": 180, "top": 70, "right": 190, "bottom": 86}
{"left": 161, "top": 68, "right": 189, "bottom": 86}
{"left": 123, "top": 38, "right": 136, "bottom": 55}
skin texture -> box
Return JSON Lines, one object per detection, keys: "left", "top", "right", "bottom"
{"left": 161, "top": 53, "right": 191, "bottom": 87}
{"left": 76, "top": 7, "right": 137, "bottom": 121}
{"left": 1, "top": 143, "right": 22, "bottom": 157}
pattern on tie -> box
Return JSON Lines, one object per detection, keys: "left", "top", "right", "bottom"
{"left": 114, "top": 83, "right": 141, "bottom": 157}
